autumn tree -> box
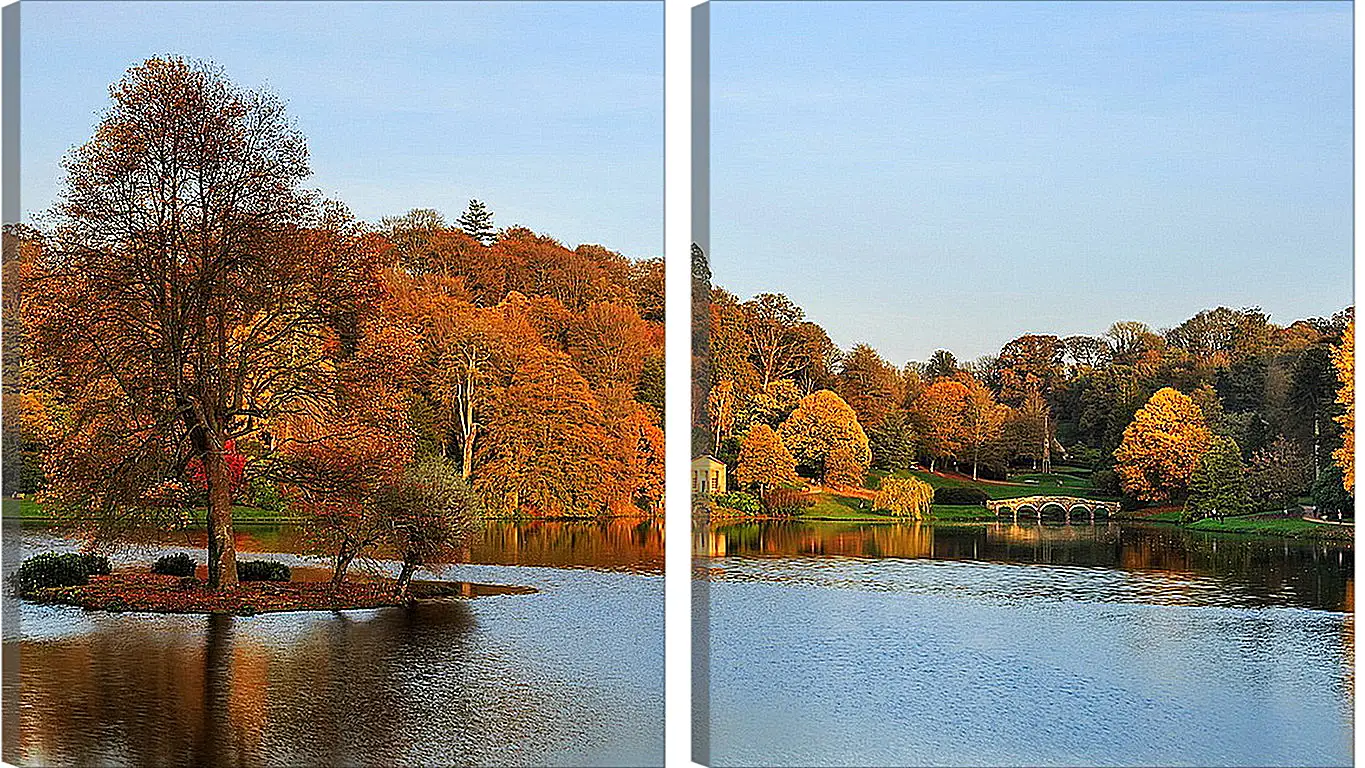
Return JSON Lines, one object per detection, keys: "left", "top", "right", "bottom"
{"left": 601, "top": 402, "right": 666, "bottom": 515}
{"left": 1106, "top": 321, "right": 1163, "bottom": 367}
{"left": 778, "top": 389, "right": 871, "bottom": 486}
{"left": 1183, "top": 436, "right": 1250, "bottom": 522}
{"left": 25, "top": 58, "right": 385, "bottom": 588}
{"left": 1166, "top": 306, "right": 1270, "bottom": 370}
{"left": 872, "top": 476, "right": 934, "bottom": 520}
{"left": 824, "top": 442, "right": 868, "bottom": 488}
{"left": 837, "top": 343, "right": 905, "bottom": 429}
{"left": 962, "top": 377, "right": 1009, "bottom": 480}
{"left": 475, "top": 347, "right": 617, "bottom": 517}
{"left": 567, "top": 301, "right": 651, "bottom": 399}
{"left": 908, "top": 378, "right": 970, "bottom": 472}
{"left": 456, "top": 199, "right": 497, "bottom": 246}
{"left": 743, "top": 379, "right": 802, "bottom": 429}
{"left": 734, "top": 423, "right": 800, "bottom": 496}
{"left": 742, "top": 293, "right": 822, "bottom": 388}
{"left": 1332, "top": 318, "right": 1353, "bottom": 491}
{"left": 709, "top": 289, "right": 761, "bottom": 395}
{"left": 996, "top": 334, "right": 1066, "bottom": 405}
{"left": 1113, "top": 388, "right": 1211, "bottom": 502}
{"left": 278, "top": 321, "right": 421, "bottom": 584}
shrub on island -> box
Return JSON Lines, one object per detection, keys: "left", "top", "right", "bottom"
{"left": 238, "top": 560, "right": 291, "bottom": 582}
{"left": 152, "top": 553, "right": 196, "bottom": 577}
{"left": 13, "top": 552, "right": 104, "bottom": 594}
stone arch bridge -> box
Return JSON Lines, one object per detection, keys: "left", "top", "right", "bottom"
{"left": 985, "top": 496, "right": 1121, "bottom": 523}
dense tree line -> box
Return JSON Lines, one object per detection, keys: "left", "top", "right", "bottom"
{"left": 693, "top": 248, "right": 1353, "bottom": 519}
{"left": 3, "top": 58, "right": 663, "bottom": 589}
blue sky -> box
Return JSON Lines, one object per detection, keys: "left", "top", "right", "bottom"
{"left": 711, "top": 1, "right": 1353, "bottom": 364}
{"left": 21, "top": 0, "right": 663, "bottom": 258}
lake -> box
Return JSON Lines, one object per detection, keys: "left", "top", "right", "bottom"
{"left": 694, "top": 520, "right": 1353, "bottom": 767}
{"left": 3, "top": 518, "right": 664, "bottom": 767}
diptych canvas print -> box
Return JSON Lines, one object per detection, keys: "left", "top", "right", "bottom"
{"left": 0, "top": 1, "right": 1357, "bottom": 767}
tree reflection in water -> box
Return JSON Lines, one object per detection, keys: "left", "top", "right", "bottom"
{"left": 699, "top": 521, "right": 1352, "bottom": 612}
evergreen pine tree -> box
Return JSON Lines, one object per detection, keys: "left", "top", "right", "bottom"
{"left": 457, "top": 199, "right": 497, "bottom": 245}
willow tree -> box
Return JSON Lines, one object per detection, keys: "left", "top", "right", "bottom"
{"left": 25, "top": 57, "right": 383, "bottom": 588}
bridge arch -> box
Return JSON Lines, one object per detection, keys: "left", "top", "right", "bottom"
{"left": 986, "top": 495, "right": 1120, "bottom": 523}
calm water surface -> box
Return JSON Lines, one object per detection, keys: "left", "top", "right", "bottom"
{"left": 4, "top": 519, "right": 663, "bottom": 767}
{"left": 696, "top": 521, "right": 1353, "bottom": 767}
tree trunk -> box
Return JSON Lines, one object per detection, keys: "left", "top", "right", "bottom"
{"left": 461, "top": 369, "right": 477, "bottom": 481}
{"left": 204, "top": 446, "right": 238, "bottom": 590}
{"left": 972, "top": 456, "right": 979, "bottom": 482}
{"left": 396, "top": 561, "right": 416, "bottom": 600}
{"left": 332, "top": 545, "right": 356, "bottom": 585}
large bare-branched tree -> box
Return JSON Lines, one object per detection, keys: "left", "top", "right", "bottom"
{"left": 25, "top": 57, "right": 384, "bottom": 588}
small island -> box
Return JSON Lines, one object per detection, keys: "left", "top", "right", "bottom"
{"left": 23, "top": 571, "right": 535, "bottom": 616}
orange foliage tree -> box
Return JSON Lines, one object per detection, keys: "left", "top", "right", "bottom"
{"left": 962, "top": 377, "right": 1009, "bottom": 481}
{"left": 274, "top": 321, "right": 420, "bottom": 583}
{"left": 1113, "top": 387, "right": 1212, "bottom": 502}
{"left": 475, "top": 348, "right": 619, "bottom": 517}
{"left": 24, "top": 57, "right": 386, "bottom": 588}
{"left": 908, "top": 378, "right": 971, "bottom": 472}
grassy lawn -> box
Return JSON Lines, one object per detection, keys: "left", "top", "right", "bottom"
{"left": 874, "top": 468, "right": 1116, "bottom": 501}
{"left": 2, "top": 497, "right": 300, "bottom": 524}
{"left": 1185, "top": 514, "right": 1352, "bottom": 541}
{"left": 804, "top": 493, "right": 894, "bottom": 521}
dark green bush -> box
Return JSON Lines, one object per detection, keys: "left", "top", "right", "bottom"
{"left": 713, "top": 491, "right": 762, "bottom": 515}
{"left": 238, "top": 560, "right": 291, "bottom": 582}
{"left": 152, "top": 553, "right": 196, "bottom": 577}
{"left": 80, "top": 553, "right": 112, "bottom": 576}
{"left": 14, "top": 553, "right": 92, "bottom": 594}
{"left": 1091, "top": 469, "right": 1121, "bottom": 496}
{"left": 763, "top": 488, "right": 814, "bottom": 516}
{"left": 932, "top": 487, "right": 989, "bottom": 506}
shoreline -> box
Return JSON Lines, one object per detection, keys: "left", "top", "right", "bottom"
{"left": 21, "top": 572, "right": 537, "bottom": 616}
{"left": 703, "top": 508, "right": 1354, "bottom": 542}
{"left": 1, "top": 498, "right": 659, "bottom": 526}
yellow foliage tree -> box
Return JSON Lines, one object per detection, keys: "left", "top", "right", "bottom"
{"left": 824, "top": 442, "right": 868, "bottom": 489}
{"left": 778, "top": 389, "right": 871, "bottom": 487}
{"left": 872, "top": 476, "right": 934, "bottom": 520}
{"left": 1332, "top": 319, "right": 1354, "bottom": 491}
{"left": 1113, "top": 387, "right": 1212, "bottom": 502}
{"left": 734, "top": 423, "right": 800, "bottom": 496}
